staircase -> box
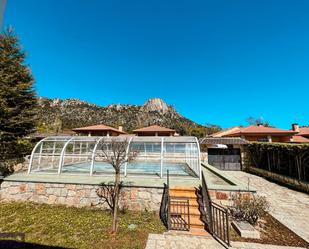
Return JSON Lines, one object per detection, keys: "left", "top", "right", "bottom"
{"left": 169, "top": 187, "right": 210, "bottom": 236}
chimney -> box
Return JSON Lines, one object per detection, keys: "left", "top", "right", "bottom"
{"left": 118, "top": 125, "right": 123, "bottom": 132}
{"left": 292, "top": 123, "right": 299, "bottom": 132}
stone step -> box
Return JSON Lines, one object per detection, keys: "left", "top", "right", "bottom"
{"left": 169, "top": 197, "right": 199, "bottom": 207}
{"left": 189, "top": 215, "right": 205, "bottom": 226}
{"left": 164, "top": 228, "right": 210, "bottom": 237}
{"left": 169, "top": 186, "right": 208, "bottom": 230}
{"left": 189, "top": 228, "right": 211, "bottom": 236}
{"left": 170, "top": 186, "right": 196, "bottom": 191}
{"left": 169, "top": 190, "right": 197, "bottom": 198}
{"left": 190, "top": 223, "right": 205, "bottom": 229}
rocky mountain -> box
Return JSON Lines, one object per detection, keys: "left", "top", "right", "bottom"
{"left": 36, "top": 97, "right": 220, "bottom": 137}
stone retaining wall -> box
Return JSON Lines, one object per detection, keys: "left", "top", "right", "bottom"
{"left": 208, "top": 189, "right": 254, "bottom": 206}
{"left": 0, "top": 181, "right": 163, "bottom": 211}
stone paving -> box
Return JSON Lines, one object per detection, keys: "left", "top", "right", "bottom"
{"left": 145, "top": 234, "right": 308, "bottom": 249}
{"left": 228, "top": 171, "right": 309, "bottom": 243}
{"left": 146, "top": 171, "right": 309, "bottom": 249}
{"left": 231, "top": 241, "right": 307, "bottom": 249}
{"left": 145, "top": 233, "right": 223, "bottom": 249}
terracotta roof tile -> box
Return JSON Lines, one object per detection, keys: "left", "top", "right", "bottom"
{"left": 72, "top": 124, "right": 126, "bottom": 134}
{"left": 298, "top": 127, "right": 309, "bottom": 136}
{"left": 209, "top": 126, "right": 241, "bottom": 137}
{"left": 226, "top": 125, "right": 297, "bottom": 136}
{"left": 291, "top": 135, "right": 309, "bottom": 143}
{"left": 133, "top": 125, "right": 175, "bottom": 133}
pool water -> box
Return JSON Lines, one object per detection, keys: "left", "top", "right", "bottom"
{"left": 62, "top": 161, "right": 195, "bottom": 176}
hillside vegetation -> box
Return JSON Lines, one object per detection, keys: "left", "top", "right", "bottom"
{"left": 36, "top": 97, "right": 220, "bottom": 137}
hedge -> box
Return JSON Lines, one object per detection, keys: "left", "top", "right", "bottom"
{"left": 0, "top": 139, "right": 35, "bottom": 176}
{"left": 245, "top": 142, "right": 309, "bottom": 182}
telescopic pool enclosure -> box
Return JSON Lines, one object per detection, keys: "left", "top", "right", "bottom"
{"left": 28, "top": 136, "right": 201, "bottom": 178}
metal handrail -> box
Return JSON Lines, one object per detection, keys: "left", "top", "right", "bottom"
{"left": 199, "top": 171, "right": 230, "bottom": 247}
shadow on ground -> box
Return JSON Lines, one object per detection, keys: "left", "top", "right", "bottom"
{"left": 0, "top": 240, "right": 68, "bottom": 249}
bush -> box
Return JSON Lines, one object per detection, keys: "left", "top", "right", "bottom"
{"left": 230, "top": 194, "right": 269, "bottom": 225}
{"left": 0, "top": 139, "right": 34, "bottom": 176}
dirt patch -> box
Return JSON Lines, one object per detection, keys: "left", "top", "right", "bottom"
{"left": 230, "top": 213, "right": 309, "bottom": 247}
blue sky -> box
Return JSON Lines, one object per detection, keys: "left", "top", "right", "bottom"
{"left": 3, "top": 0, "right": 309, "bottom": 128}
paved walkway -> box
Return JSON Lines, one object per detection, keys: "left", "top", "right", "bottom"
{"left": 145, "top": 234, "right": 307, "bottom": 249}
{"left": 145, "top": 233, "right": 224, "bottom": 249}
{"left": 228, "top": 171, "right": 309, "bottom": 243}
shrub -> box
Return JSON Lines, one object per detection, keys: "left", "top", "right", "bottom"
{"left": 230, "top": 194, "right": 269, "bottom": 225}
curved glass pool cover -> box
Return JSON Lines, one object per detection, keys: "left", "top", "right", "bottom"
{"left": 28, "top": 136, "right": 201, "bottom": 178}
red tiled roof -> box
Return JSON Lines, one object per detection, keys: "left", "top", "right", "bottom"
{"left": 291, "top": 135, "right": 309, "bottom": 143}
{"left": 209, "top": 126, "right": 241, "bottom": 137}
{"left": 298, "top": 127, "right": 309, "bottom": 136}
{"left": 133, "top": 125, "right": 175, "bottom": 133}
{"left": 226, "top": 125, "right": 297, "bottom": 136}
{"left": 72, "top": 124, "right": 126, "bottom": 134}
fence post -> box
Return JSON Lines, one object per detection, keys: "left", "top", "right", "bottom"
{"left": 167, "top": 170, "right": 171, "bottom": 230}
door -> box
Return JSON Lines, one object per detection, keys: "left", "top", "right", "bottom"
{"left": 208, "top": 148, "right": 241, "bottom": 170}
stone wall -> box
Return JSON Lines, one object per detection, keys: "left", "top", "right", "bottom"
{"left": 0, "top": 181, "right": 163, "bottom": 212}
{"left": 208, "top": 189, "right": 254, "bottom": 206}
{"left": 240, "top": 145, "right": 252, "bottom": 170}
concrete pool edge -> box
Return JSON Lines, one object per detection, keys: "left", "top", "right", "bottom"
{"left": 2, "top": 166, "right": 256, "bottom": 193}
{"left": 1, "top": 171, "right": 199, "bottom": 188}
{"left": 201, "top": 163, "right": 256, "bottom": 192}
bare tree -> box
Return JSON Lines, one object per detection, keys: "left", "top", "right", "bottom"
{"left": 246, "top": 116, "right": 271, "bottom": 127}
{"left": 96, "top": 137, "right": 138, "bottom": 233}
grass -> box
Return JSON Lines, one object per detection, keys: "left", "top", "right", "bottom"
{"left": 0, "top": 201, "right": 166, "bottom": 249}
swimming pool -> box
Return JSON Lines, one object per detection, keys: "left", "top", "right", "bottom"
{"left": 59, "top": 161, "right": 196, "bottom": 177}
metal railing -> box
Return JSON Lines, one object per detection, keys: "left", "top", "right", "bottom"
{"left": 169, "top": 198, "right": 190, "bottom": 231}
{"left": 198, "top": 172, "right": 230, "bottom": 247}
{"left": 211, "top": 202, "right": 230, "bottom": 245}
{"left": 160, "top": 170, "right": 190, "bottom": 231}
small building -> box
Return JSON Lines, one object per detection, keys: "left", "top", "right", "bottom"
{"left": 209, "top": 124, "right": 297, "bottom": 143}
{"left": 199, "top": 137, "right": 248, "bottom": 171}
{"left": 72, "top": 124, "right": 126, "bottom": 137}
{"left": 133, "top": 125, "right": 176, "bottom": 136}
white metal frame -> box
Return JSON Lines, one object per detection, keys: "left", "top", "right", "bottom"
{"left": 124, "top": 136, "right": 134, "bottom": 177}
{"left": 90, "top": 137, "right": 104, "bottom": 176}
{"left": 58, "top": 137, "right": 74, "bottom": 175}
{"left": 28, "top": 137, "right": 49, "bottom": 174}
{"left": 195, "top": 136, "right": 202, "bottom": 179}
{"left": 28, "top": 136, "right": 201, "bottom": 178}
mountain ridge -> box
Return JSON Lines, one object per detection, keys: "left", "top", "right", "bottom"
{"left": 36, "top": 97, "right": 220, "bottom": 137}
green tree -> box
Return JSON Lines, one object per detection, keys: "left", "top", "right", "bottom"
{"left": 0, "top": 28, "right": 37, "bottom": 174}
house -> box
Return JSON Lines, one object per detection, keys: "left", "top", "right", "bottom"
{"left": 132, "top": 125, "right": 176, "bottom": 136}
{"left": 72, "top": 124, "right": 126, "bottom": 136}
{"left": 290, "top": 124, "right": 309, "bottom": 143}
{"left": 209, "top": 124, "right": 297, "bottom": 143}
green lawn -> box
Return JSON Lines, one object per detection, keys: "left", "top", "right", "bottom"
{"left": 0, "top": 202, "right": 165, "bottom": 249}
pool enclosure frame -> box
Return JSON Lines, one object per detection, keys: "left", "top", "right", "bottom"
{"left": 28, "top": 136, "right": 201, "bottom": 179}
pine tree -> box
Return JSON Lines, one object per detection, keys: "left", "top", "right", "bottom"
{"left": 0, "top": 28, "right": 37, "bottom": 172}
